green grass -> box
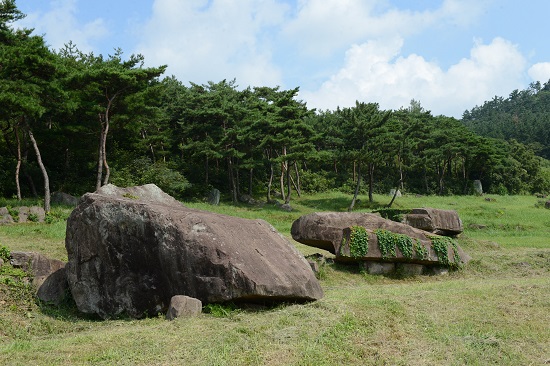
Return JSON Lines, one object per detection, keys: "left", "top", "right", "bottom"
{"left": 0, "top": 192, "right": 549, "bottom": 365}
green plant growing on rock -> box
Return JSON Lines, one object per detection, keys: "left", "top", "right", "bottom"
{"left": 6, "top": 206, "right": 19, "bottom": 222}
{"left": 430, "top": 236, "right": 462, "bottom": 268}
{"left": 122, "top": 193, "right": 140, "bottom": 200}
{"left": 349, "top": 226, "right": 369, "bottom": 258}
{"left": 375, "top": 229, "right": 419, "bottom": 259}
{"left": 28, "top": 213, "right": 39, "bottom": 223}
{"left": 413, "top": 240, "right": 429, "bottom": 260}
{"left": 395, "top": 234, "right": 414, "bottom": 259}
{"left": 0, "top": 244, "right": 10, "bottom": 262}
{"left": 374, "top": 229, "right": 397, "bottom": 259}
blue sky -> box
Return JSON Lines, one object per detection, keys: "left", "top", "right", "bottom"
{"left": 14, "top": 0, "right": 550, "bottom": 117}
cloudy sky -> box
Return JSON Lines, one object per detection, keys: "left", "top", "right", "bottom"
{"left": 15, "top": 0, "right": 550, "bottom": 117}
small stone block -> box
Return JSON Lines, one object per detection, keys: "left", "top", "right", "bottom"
{"left": 363, "top": 261, "right": 395, "bottom": 275}
{"left": 166, "top": 295, "right": 202, "bottom": 320}
{"left": 396, "top": 263, "right": 425, "bottom": 276}
{"left": 428, "top": 266, "right": 449, "bottom": 276}
{"left": 307, "top": 260, "right": 319, "bottom": 274}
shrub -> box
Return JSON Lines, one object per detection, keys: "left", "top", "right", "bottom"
{"left": 0, "top": 244, "right": 10, "bottom": 262}
{"left": 111, "top": 158, "right": 190, "bottom": 199}
{"left": 300, "top": 170, "right": 334, "bottom": 193}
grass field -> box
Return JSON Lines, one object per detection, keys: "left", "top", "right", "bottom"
{"left": 0, "top": 192, "right": 549, "bottom": 365}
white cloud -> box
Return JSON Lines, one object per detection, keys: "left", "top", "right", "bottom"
{"left": 16, "top": 0, "right": 108, "bottom": 52}
{"left": 528, "top": 63, "right": 550, "bottom": 83}
{"left": 136, "top": 0, "right": 288, "bottom": 87}
{"left": 301, "top": 37, "right": 527, "bottom": 117}
{"left": 281, "top": 0, "right": 491, "bottom": 57}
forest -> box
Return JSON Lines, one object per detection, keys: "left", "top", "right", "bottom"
{"left": 2, "top": 1, "right": 550, "bottom": 212}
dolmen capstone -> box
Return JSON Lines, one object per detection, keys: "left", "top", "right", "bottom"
{"left": 65, "top": 184, "right": 323, "bottom": 319}
{"left": 291, "top": 212, "right": 471, "bottom": 272}
{"left": 403, "top": 208, "right": 463, "bottom": 236}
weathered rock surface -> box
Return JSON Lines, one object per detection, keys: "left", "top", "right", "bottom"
{"left": 51, "top": 192, "right": 79, "bottom": 207}
{"left": 9, "top": 251, "right": 68, "bottom": 304}
{"left": 18, "top": 206, "right": 46, "bottom": 223}
{"left": 291, "top": 212, "right": 471, "bottom": 267}
{"left": 291, "top": 212, "right": 430, "bottom": 255}
{"left": 0, "top": 206, "right": 46, "bottom": 224}
{"left": 0, "top": 207, "right": 14, "bottom": 224}
{"left": 166, "top": 295, "right": 202, "bottom": 320}
{"left": 37, "top": 268, "right": 68, "bottom": 305}
{"left": 10, "top": 251, "right": 65, "bottom": 286}
{"left": 361, "top": 261, "right": 395, "bottom": 275}
{"left": 403, "top": 208, "right": 463, "bottom": 236}
{"left": 65, "top": 184, "right": 323, "bottom": 319}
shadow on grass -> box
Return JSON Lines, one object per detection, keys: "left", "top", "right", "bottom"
{"left": 38, "top": 293, "right": 102, "bottom": 322}
{"left": 297, "top": 195, "right": 390, "bottom": 213}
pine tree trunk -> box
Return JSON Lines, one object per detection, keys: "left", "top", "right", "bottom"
{"left": 15, "top": 125, "right": 22, "bottom": 201}
{"left": 228, "top": 157, "right": 238, "bottom": 203}
{"left": 348, "top": 164, "right": 361, "bottom": 212}
{"left": 267, "top": 162, "right": 274, "bottom": 202}
{"left": 438, "top": 161, "right": 447, "bottom": 195}
{"left": 279, "top": 161, "right": 286, "bottom": 202}
{"left": 386, "top": 179, "right": 402, "bottom": 208}
{"left": 423, "top": 164, "right": 429, "bottom": 193}
{"left": 101, "top": 116, "right": 110, "bottom": 186}
{"left": 368, "top": 163, "right": 375, "bottom": 203}
{"left": 205, "top": 156, "right": 209, "bottom": 186}
{"left": 97, "top": 95, "right": 117, "bottom": 189}
{"left": 27, "top": 126, "right": 50, "bottom": 213}
{"left": 96, "top": 115, "right": 105, "bottom": 190}
{"left": 248, "top": 168, "right": 253, "bottom": 195}
{"left": 235, "top": 166, "right": 241, "bottom": 198}
{"left": 294, "top": 162, "right": 301, "bottom": 197}
{"left": 285, "top": 161, "right": 291, "bottom": 204}
{"left": 24, "top": 168, "right": 38, "bottom": 197}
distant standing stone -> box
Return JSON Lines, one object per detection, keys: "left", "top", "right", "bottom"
{"left": 473, "top": 180, "right": 483, "bottom": 195}
{"left": 389, "top": 189, "right": 402, "bottom": 197}
{"left": 51, "top": 192, "right": 79, "bottom": 207}
{"left": 207, "top": 188, "right": 220, "bottom": 205}
{"left": 280, "top": 203, "right": 293, "bottom": 212}
{"left": 166, "top": 295, "right": 202, "bottom": 320}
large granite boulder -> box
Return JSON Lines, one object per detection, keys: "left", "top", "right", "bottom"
{"left": 65, "top": 184, "right": 322, "bottom": 319}
{"left": 403, "top": 208, "right": 463, "bottom": 236}
{"left": 291, "top": 212, "right": 471, "bottom": 267}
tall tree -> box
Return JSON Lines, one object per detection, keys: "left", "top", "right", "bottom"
{"left": 64, "top": 49, "right": 166, "bottom": 189}
{"left": 343, "top": 102, "right": 391, "bottom": 210}
{"left": 0, "top": 1, "right": 66, "bottom": 211}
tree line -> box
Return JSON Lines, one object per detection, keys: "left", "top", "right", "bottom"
{"left": 1, "top": 1, "right": 549, "bottom": 212}
{"left": 462, "top": 81, "right": 550, "bottom": 159}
